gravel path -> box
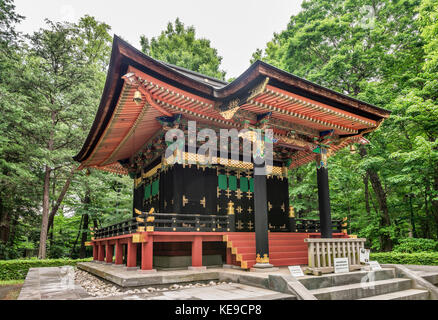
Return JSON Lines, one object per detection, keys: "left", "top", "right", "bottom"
{"left": 74, "top": 268, "right": 230, "bottom": 298}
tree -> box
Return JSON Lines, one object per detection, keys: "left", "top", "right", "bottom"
{"left": 18, "top": 16, "right": 111, "bottom": 258}
{"left": 255, "top": 0, "right": 429, "bottom": 250}
{"left": 140, "top": 18, "right": 226, "bottom": 80}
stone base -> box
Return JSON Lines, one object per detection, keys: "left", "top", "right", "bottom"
{"left": 222, "top": 264, "right": 234, "bottom": 269}
{"left": 139, "top": 269, "right": 157, "bottom": 273}
{"left": 188, "top": 266, "right": 207, "bottom": 271}
{"left": 113, "top": 264, "right": 126, "bottom": 268}
{"left": 125, "top": 267, "right": 139, "bottom": 271}
{"left": 250, "top": 267, "right": 279, "bottom": 273}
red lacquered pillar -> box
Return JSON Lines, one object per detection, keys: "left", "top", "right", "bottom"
{"left": 105, "top": 242, "right": 113, "bottom": 263}
{"left": 92, "top": 243, "right": 98, "bottom": 261}
{"left": 98, "top": 243, "right": 105, "bottom": 262}
{"left": 191, "top": 236, "right": 203, "bottom": 267}
{"left": 115, "top": 240, "right": 123, "bottom": 265}
{"left": 141, "top": 237, "right": 153, "bottom": 270}
{"left": 127, "top": 239, "right": 137, "bottom": 268}
{"left": 226, "top": 247, "right": 232, "bottom": 265}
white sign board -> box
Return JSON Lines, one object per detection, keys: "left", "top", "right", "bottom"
{"left": 368, "top": 261, "right": 382, "bottom": 271}
{"left": 360, "top": 248, "right": 370, "bottom": 263}
{"left": 334, "top": 258, "right": 349, "bottom": 274}
{"left": 288, "top": 265, "right": 304, "bottom": 277}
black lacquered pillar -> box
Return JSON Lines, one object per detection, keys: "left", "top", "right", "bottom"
{"left": 316, "top": 149, "right": 332, "bottom": 238}
{"left": 253, "top": 158, "right": 271, "bottom": 267}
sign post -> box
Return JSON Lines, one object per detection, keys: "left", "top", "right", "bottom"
{"left": 288, "top": 265, "right": 304, "bottom": 277}
{"left": 334, "top": 258, "right": 349, "bottom": 273}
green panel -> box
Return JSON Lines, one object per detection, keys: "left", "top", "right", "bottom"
{"left": 152, "top": 179, "right": 159, "bottom": 196}
{"left": 249, "top": 178, "right": 254, "bottom": 192}
{"left": 228, "top": 175, "right": 237, "bottom": 191}
{"left": 218, "top": 174, "right": 228, "bottom": 190}
{"left": 240, "top": 177, "right": 249, "bottom": 192}
{"left": 144, "top": 184, "right": 151, "bottom": 199}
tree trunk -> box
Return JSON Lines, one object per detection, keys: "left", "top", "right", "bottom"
{"left": 38, "top": 164, "right": 51, "bottom": 259}
{"left": 359, "top": 146, "right": 392, "bottom": 251}
{"left": 0, "top": 197, "right": 10, "bottom": 244}
{"left": 47, "top": 165, "right": 76, "bottom": 233}
{"left": 363, "top": 173, "right": 371, "bottom": 215}
{"left": 79, "top": 189, "right": 91, "bottom": 258}
{"left": 432, "top": 171, "right": 438, "bottom": 238}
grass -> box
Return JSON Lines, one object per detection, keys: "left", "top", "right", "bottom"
{"left": 0, "top": 279, "right": 24, "bottom": 300}
{"left": 0, "top": 280, "right": 24, "bottom": 286}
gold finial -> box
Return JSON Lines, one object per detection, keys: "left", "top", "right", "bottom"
{"left": 289, "top": 206, "right": 295, "bottom": 218}
{"left": 227, "top": 201, "right": 235, "bottom": 215}
{"left": 261, "top": 254, "right": 270, "bottom": 264}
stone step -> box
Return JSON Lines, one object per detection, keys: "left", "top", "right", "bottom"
{"left": 310, "top": 278, "right": 412, "bottom": 300}
{"left": 299, "top": 269, "right": 396, "bottom": 290}
{"left": 358, "top": 289, "right": 430, "bottom": 300}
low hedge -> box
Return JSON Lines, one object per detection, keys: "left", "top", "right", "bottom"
{"left": 370, "top": 252, "right": 438, "bottom": 266}
{"left": 0, "top": 258, "right": 92, "bottom": 281}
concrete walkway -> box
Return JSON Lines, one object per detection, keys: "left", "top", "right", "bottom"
{"left": 18, "top": 266, "right": 90, "bottom": 300}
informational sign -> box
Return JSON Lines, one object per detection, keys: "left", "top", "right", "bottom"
{"left": 334, "top": 258, "right": 349, "bottom": 274}
{"left": 288, "top": 265, "right": 304, "bottom": 277}
{"left": 360, "top": 248, "right": 370, "bottom": 263}
{"left": 368, "top": 261, "right": 382, "bottom": 271}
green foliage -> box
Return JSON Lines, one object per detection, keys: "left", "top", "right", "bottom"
{"left": 140, "top": 18, "right": 226, "bottom": 80}
{"left": 371, "top": 252, "right": 438, "bottom": 265}
{"left": 0, "top": 258, "right": 92, "bottom": 280}
{"left": 393, "top": 238, "right": 438, "bottom": 253}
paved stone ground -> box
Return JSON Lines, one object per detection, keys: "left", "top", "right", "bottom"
{"left": 17, "top": 266, "right": 295, "bottom": 300}
{"left": 84, "top": 283, "right": 294, "bottom": 300}
{"left": 18, "top": 266, "right": 90, "bottom": 300}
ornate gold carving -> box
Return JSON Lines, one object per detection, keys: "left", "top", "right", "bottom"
{"left": 236, "top": 220, "right": 244, "bottom": 230}
{"left": 281, "top": 203, "right": 285, "bottom": 212}
{"left": 182, "top": 195, "right": 188, "bottom": 207}
{"left": 268, "top": 202, "right": 273, "bottom": 211}
{"left": 248, "top": 206, "right": 253, "bottom": 214}
{"left": 248, "top": 77, "right": 269, "bottom": 101}
{"left": 236, "top": 206, "right": 243, "bottom": 214}
{"left": 246, "top": 192, "right": 253, "bottom": 200}
{"left": 136, "top": 217, "right": 145, "bottom": 223}
{"left": 227, "top": 201, "right": 235, "bottom": 215}
{"left": 289, "top": 206, "right": 295, "bottom": 218}
{"left": 248, "top": 221, "right": 254, "bottom": 230}
{"left": 200, "top": 197, "right": 206, "bottom": 208}
{"left": 134, "top": 208, "right": 142, "bottom": 215}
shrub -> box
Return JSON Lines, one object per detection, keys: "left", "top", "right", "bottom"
{"left": 370, "top": 252, "right": 438, "bottom": 266}
{"left": 0, "top": 258, "right": 92, "bottom": 281}
{"left": 393, "top": 238, "right": 438, "bottom": 253}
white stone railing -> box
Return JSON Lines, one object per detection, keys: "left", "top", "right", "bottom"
{"left": 304, "top": 238, "right": 366, "bottom": 270}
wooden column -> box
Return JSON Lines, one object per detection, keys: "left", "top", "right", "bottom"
{"left": 141, "top": 237, "right": 154, "bottom": 270}
{"left": 191, "top": 236, "right": 203, "bottom": 267}
{"left": 115, "top": 240, "right": 123, "bottom": 265}
{"left": 316, "top": 149, "right": 332, "bottom": 239}
{"left": 97, "top": 243, "right": 105, "bottom": 262}
{"left": 226, "top": 247, "right": 232, "bottom": 265}
{"left": 127, "top": 239, "right": 137, "bottom": 268}
{"left": 253, "top": 158, "right": 271, "bottom": 266}
{"left": 105, "top": 242, "right": 113, "bottom": 263}
{"left": 92, "top": 243, "right": 98, "bottom": 261}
